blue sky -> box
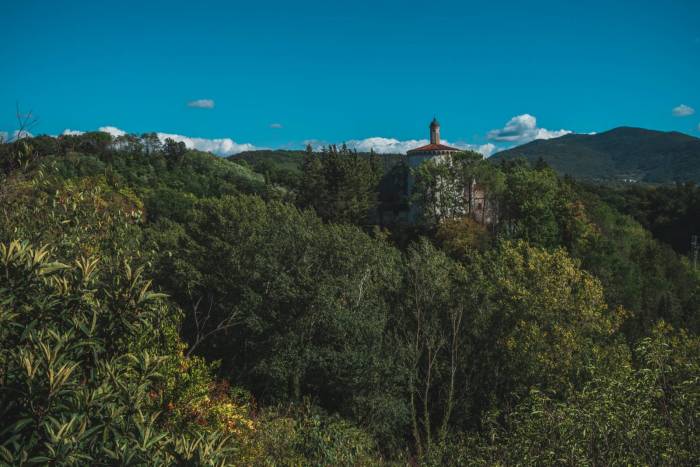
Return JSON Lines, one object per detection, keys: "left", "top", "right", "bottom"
{"left": 2, "top": 0, "right": 699, "bottom": 155}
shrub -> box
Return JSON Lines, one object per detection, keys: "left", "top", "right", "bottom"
{"left": 0, "top": 240, "right": 252, "bottom": 465}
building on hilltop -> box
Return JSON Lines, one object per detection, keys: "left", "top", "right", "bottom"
{"left": 406, "top": 118, "right": 461, "bottom": 160}
{"left": 406, "top": 117, "right": 461, "bottom": 189}
{"left": 404, "top": 118, "right": 494, "bottom": 225}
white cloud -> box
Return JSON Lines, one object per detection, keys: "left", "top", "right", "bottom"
{"left": 345, "top": 137, "right": 427, "bottom": 154}
{"left": 13, "top": 130, "right": 33, "bottom": 140}
{"left": 269, "top": 123, "right": 283, "bottom": 129}
{"left": 62, "top": 129, "right": 85, "bottom": 136}
{"left": 471, "top": 143, "right": 498, "bottom": 157}
{"left": 314, "top": 137, "right": 498, "bottom": 157}
{"left": 0, "top": 130, "right": 33, "bottom": 142}
{"left": 672, "top": 104, "right": 695, "bottom": 117}
{"left": 187, "top": 99, "right": 215, "bottom": 109}
{"left": 55, "top": 125, "right": 258, "bottom": 156}
{"left": 156, "top": 132, "right": 258, "bottom": 156}
{"left": 487, "top": 114, "right": 571, "bottom": 144}
{"left": 99, "top": 126, "right": 127, "bottom": 137}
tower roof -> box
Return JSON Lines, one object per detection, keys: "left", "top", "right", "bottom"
{"left": 409, "top": 116, "right": 456, "bottom": 153}
{"left": 407, "top": 142, "right": 460, "bottom": 154}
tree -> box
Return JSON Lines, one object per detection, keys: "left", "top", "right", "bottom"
{"left": 113, "top": 133, "right": 144, "bottom": 155}
{"left": 436, "top": 216, "right": 492, "bottom": 259}
{"left": 499, "top": 164, "right": 564, "bottom": 247}
{"left": 399, "top": 239, "right": 478, "bottom": 458}
{"left": 141, "top": 132, "right": 162, "bottom": 155}
{"left": 460, "top": 322, "right": 700, "bottom": 466}
{"left": 468, "top": 241, "right": 625, "bottom": 416}
{"left": 146, "top": 194, "right": 409, "bottom": 448}
{"left": 298, "top": 144, "right": 382, "bottom": 225}
{"left": 163, "top": 137, "right": 187, "bottom": 166}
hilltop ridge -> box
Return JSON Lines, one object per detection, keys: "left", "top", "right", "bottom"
{"left": 491, "top": 127, "right": 700, "bottom": 183}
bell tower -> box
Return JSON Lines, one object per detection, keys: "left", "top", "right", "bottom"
{"left": 429, "top": 117, "right": 440, "bottom": 144}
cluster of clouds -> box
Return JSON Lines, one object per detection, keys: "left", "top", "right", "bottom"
{"left": 59, "top": 126, "right": 258, "bottom": 156}
{"left": 341, "top": 107, "right": 699, "bottom": 155}
{"left": 57, "top": 98, "right": 256, "bottom": 155}
{"left": 21, "top": 105, "right": 700, "bottom": 156}
{"left": 331, "top": 137, "right": 498, "bottom": 157}
{"left": 97, "top": 126, "right": 126, "bottom": 137}
{"left": 334, "top": 113, "right": 574, "bottom": 157}
{"left": 3, "top": 112, "right": 577, "bottom": 158}
{"left": 486, "top": 114, "right": 572, "bottom": 144}
{"left": 2, "top": 94, "right": 584, "bottom": 156}
{"left": 6, "top": 95, "right": 698, "bottom": 154}
{"left": 155, "top": 131, "right": 257, "bottom": 155}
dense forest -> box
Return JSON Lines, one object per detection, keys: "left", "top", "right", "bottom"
{"left": 1, "top": 132, "right": 699, "bottom": 465}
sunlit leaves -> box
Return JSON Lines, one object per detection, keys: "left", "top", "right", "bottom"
{"left": 0, "top": 241, "right": 243, "bottom": 464}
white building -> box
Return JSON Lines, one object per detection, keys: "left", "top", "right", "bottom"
{"left": 406, "top": 118, "right": 494, "bottom": 224}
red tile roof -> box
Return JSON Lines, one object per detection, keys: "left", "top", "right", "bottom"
{"left": 407, "top": 143, "right": 460, "bottom": 154}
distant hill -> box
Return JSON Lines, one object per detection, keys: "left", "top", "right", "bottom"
{"left": 229, "top": 149, "right": 307, "bottom": 174}
{"left": 491, "top": 127, "right": 700, "bottom": 184}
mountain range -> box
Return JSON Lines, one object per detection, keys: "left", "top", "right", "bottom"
{"left": 490, "top": 127, "right": 700, "bottom": 184}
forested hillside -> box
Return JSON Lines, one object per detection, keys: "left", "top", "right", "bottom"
{"left": 491, "top": 127, "right": 700, "bottom": 183}
{"left": 1, "top": 132, "right": 699, "bottom": 465}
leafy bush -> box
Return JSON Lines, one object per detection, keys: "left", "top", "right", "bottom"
{"left": 254, "top": 402, "right": 381, "bottom": 466}
{"left": 456, "top": 323, "right": 700, "bottom": 466}
{"left": 0, "top": 240, "right": 252, "bottom": 465}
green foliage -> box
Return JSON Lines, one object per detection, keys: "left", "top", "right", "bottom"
{"left": 298, "top": 144, "right": 383, "bottom": 225}
{"left": 399, "top": 239, "right": 476, "bottom": 457}
{"left": 0, "top": 175, "right": 144, "bottom": 267}
{"left": 255, "top": 402, "right": 381, "bottom": 466}
{"left": 499, "top": 164, "right": 570, "bottom": 248}
{"left": 457, "top": 322, "right": 700, "bottom": 466}
{"left": 229, "top": 149, "right": 305, "bottom": 189}
{"left": 395, "top": 239, "right": 625, "bottom": 461}
{"left": 573, "top": 187, "right": 700, "bottom": 337}
{"left": 410, "top": 152, "right": 698, "bottom": 346}
{"left": 593, "top": 181, "right": 700, "bottom": 255}
{"left": 2, "top": 133, "right": 700, "bottom": 464}
{"left": 436, "top": 217, "right": 492, "bottom": 258}
{"left": 0, "top": 241, "right": 241, "bottom": 465}
{"left": 146, "top": 194, "right": 409, "bottom": 451}
{"left": 470, "top": 241, "right": 625, "bottom": 406}
{"left": 2, "top": 133, "right": 268, "bottom": 204}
